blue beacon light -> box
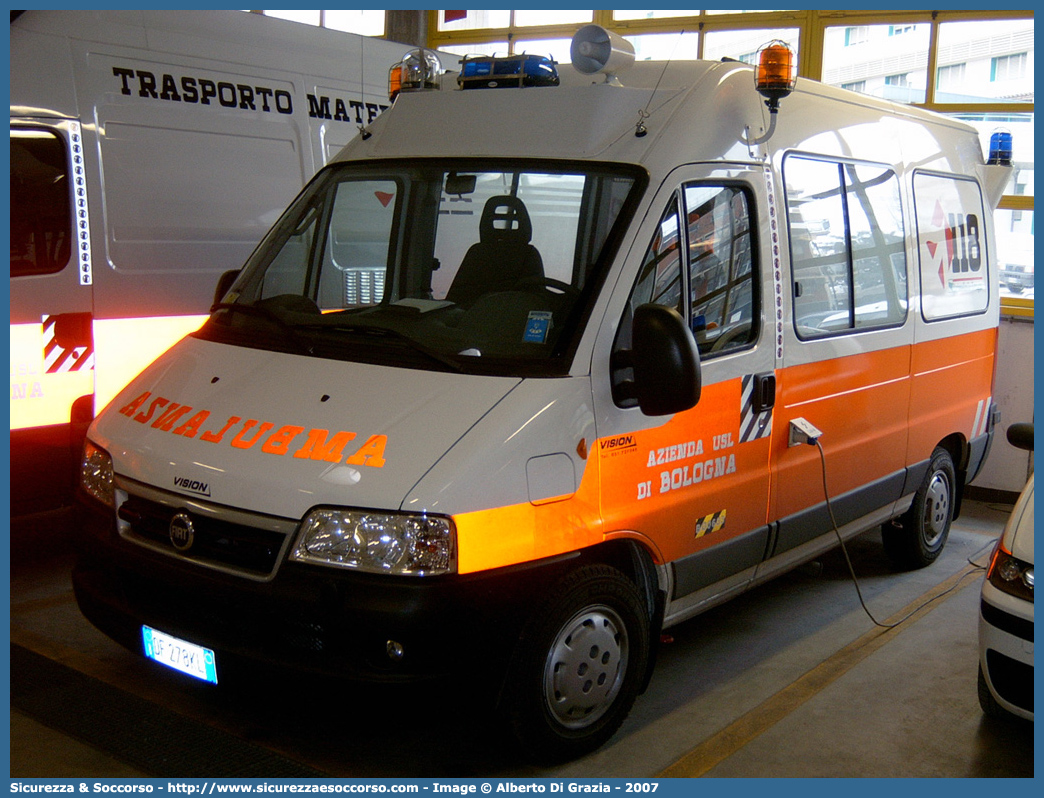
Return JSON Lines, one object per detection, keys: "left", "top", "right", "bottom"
{"left": 988, "top": 130, "right": 1013, "bottom": 166}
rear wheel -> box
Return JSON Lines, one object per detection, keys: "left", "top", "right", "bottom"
{"left": 501, "top": 565, "right": 650, "bottom": 763}
{"left": 884, "top": 447, "right": 955, "bottom": 569}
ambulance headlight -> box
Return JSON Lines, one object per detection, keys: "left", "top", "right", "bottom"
{"left": 80, "top": 440, "right": 115, "bottom": 508}
{"left": 291, "top": 509, "right": 456, "bottom": 576}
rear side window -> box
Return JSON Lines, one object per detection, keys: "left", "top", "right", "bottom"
{"left": 783, "top": 154, "right": 908, "bottom": 339}
{"left": 912, "top": 172, "right": 989, "bottom": 321}
{"left": 10, "top": 128, "right": 71, "bottom": 277}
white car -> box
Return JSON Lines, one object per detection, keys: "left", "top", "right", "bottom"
{"left": 978, "top": 423, "right": 1035, "bottom": 722}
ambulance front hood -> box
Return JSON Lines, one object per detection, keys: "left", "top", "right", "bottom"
{"left": 91, "top": 337, "right": 520, "bottom": 520}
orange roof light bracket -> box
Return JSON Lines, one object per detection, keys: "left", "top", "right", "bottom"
{"left": 744, "top": 40, "right": 797, "bottom": 148}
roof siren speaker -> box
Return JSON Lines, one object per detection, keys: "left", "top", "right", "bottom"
{"left": 571, "top": 25, "right": 635, "bottom": 85}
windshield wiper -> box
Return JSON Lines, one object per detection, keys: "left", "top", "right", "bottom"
{"left": 210, "top": 302, "right": 314, "bottom": 356}
{"left": 297, "top": 320, "right": 463, "bottom": 372}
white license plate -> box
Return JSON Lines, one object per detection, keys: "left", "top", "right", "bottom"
{"left": 142, "top": 625, "right": 218, "bottom": 684}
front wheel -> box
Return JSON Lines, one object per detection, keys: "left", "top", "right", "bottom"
{"left": 501, "top": 565, "right": 650, "bottom": 763}
{"left": 883, "top": 447, "right": 955, "bottom": 569}
{"left": 977, "top": 664, "right": 1008, "bottom": 720}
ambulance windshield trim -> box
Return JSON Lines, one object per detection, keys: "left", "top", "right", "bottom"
{"left": 198, "top": 160, "right": 645, "bottom": 376}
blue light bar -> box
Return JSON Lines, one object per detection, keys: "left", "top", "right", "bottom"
{"left": 458, "top": 54, "right": 560, "bottom": 90}
{"left": 987, "top": 129, "right": 1013, "bottom": 166}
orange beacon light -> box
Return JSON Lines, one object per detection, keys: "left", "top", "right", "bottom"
{"left": 755, "top": 41, "right": 796, "bottom": 113}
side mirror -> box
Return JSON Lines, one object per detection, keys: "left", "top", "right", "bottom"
{"left": 630, "top": 303, "right": 701, "bottom": 416}
{"left": 213, "top": 269, "right": 240, "bottom": 308}
{"left": 1006, "top": 422, "right": 1034, "bottom": 452}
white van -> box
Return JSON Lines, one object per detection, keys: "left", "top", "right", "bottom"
{"left": 73, "top": 29, "right": 1010, "bottom": 761}
{"left": 10, "top": 9, "right": 410, "bottom": 515}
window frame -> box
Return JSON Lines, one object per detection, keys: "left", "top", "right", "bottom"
{"left": 782, "top": 152, "right": 909, "bottom": 341}
{"left": 912, "top": 170, "right": 992, "bottom": 323}
{"left": 10, "top": 126, "right": 73, "bottom": 279}
{"left": 618, "top": 180, "right": 761, "bottom": 361}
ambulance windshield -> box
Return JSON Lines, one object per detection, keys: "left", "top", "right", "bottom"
{"left": 201, "top": 161, "right": 643, "bottom": 376}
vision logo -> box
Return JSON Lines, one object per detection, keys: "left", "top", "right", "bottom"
{"left": 599, "top": 434, "right": 637, "bottom": 455}
{"left": 174, "top": 476, "right": 210, "bottom": 497}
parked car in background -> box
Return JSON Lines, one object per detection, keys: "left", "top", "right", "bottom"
{"left": 978, "top": 422, "right": 1034, "bottom": 722}
{"left": 999, "top": 261, "right": 1034, "bottom": 295}
{"left": 998, "top": 232, "right": 1034, "bottom": 296}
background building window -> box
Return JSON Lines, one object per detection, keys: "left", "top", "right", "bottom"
{"left": 993, "top": 52, "right": 1028, "bottom": 82}
{"left": 936, "top": 63, "right": 967, "bottom": 94}
{"left": 844, "top": 26, "right": 869, "bottom": 46}
{"left": 253, "top": 10, "right": 384, "bottom": 37}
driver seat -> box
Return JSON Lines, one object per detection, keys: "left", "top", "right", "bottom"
{"left": 446, "top": 195, "right": 544, "bottom": 307}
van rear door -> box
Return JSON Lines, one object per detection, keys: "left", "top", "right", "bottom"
{"left": 10, "top": 119, "right": 96, "bottom": 513}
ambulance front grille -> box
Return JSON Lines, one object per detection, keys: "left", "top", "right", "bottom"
{"left": 115, "top": 483, "right": 297, "bottom": 580}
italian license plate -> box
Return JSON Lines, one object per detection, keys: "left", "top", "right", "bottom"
{"left": 142, "top": 625, "right": 218, "bottom": 684}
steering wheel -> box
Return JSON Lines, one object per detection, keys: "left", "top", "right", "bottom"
{"left": 709, "top": 322, "right": 753, "bottom": 353}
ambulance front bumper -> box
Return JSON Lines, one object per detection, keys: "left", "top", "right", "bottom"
{"left": 72, "top": 492, "right": 578, "bottom": 691}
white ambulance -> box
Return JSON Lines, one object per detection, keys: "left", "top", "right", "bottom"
{"left": 10, "top": 9, "right": 410, "bottom": 515}
{"left": 73, "top": 28, "right": 1010, "bottom": 761}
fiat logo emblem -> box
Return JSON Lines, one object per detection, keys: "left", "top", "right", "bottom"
{"left": 169, "top": 512, "right": 195, "bottom": 552}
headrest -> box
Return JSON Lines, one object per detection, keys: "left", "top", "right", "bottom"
{"left": 479, "top": 195, "right": 533, "bottom": 244}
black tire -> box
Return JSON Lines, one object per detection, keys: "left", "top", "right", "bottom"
{"left": 501, "top": 565, "right": 650, "bottom": 763}
{"left": 883, "top": 446, "right": 955, "bottom": 569}
{"left": 977, "top": 663, "right": 1009, "bottom": 720}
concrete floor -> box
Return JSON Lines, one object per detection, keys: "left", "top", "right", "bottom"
{"left": 8, "top": 499, "right": 1034, "bottom": 779}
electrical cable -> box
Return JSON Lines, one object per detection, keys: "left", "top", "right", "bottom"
{"left": 813, "top": 438, "right": 987, "bottom": 629}
{"left": 635, "top": 29, "right": 685, "bottom": 138}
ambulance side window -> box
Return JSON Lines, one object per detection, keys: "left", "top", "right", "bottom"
{"left": 259, "top": 198, "right": 320, "bottom": 299}
{"left": 10, "top": 128, "right": 71, "bottom": 278}
{"left": 685, "top": 184, "right": 758, "bottom": 356}
{"left": 913, "top": 172, "right": 989, "bottom": 321}
{"left": 847, "top": 162, "right": 908, "bottom": 329}
{"left": 784, "top": 155, "right": 907, "bottom": 338}
{"left": 613, "top": 184, "right": 758, "bottom": 407}
{"left": 612, "top": 199, "right": 683, "bottom": 407}
{"left": 318, "top": 179, "right": 395, "bottom": 308}
{"left": 630, "top": 198, "right": 684, "bottom": 315}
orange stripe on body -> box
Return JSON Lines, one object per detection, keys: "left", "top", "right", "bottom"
{"left": 455, "top": 378, "right": 773, "bottom": 574}
{"left": 454, "top": 330, "right": 994, "bottom": 577}
{"left": 597, "top": 378, "right": 772, "bottom": 566}
{"left": 908, "top": 327, "right": 996, "bottom": 458}
{"left": 10, "top": 322, "right": 94, "bottom": 429}
{"left": 454, "top": 477, "right": 603, "bottom": 575}
{"left": 773, "top": 345, "right": 912, "bottom": 518}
